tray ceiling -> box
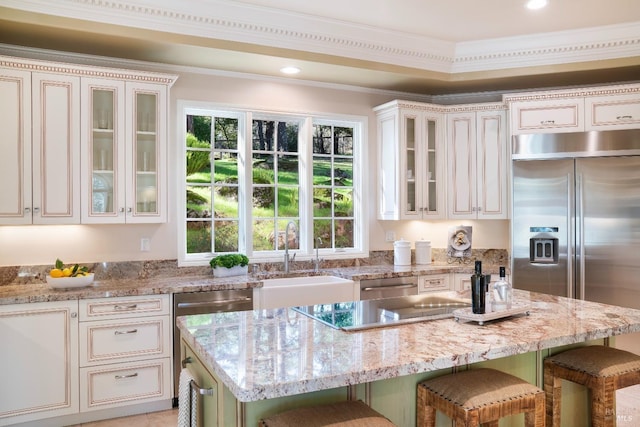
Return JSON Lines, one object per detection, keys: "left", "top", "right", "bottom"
{"left": 0, "top": 0, "right": 639, "bottom": 95}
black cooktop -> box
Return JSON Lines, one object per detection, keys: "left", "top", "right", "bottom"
{"left": 293, "top": 293, "right": 471, "bottom": 331}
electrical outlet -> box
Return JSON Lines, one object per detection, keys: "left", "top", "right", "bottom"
{"left": 385, "top": 231, "right": 396, "bottom": 242}
{"left": 140, "top": 238, "right": 151, "bottom": 252}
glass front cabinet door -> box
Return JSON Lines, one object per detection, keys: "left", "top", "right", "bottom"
{"left": 127, "top": 83, "right": 167, "bottom": 223}
{"left": 81, "top": 79, "right": 167, "bottom": 223}
{"left": 81, "top": 78, "right": 125, "bottom": 223}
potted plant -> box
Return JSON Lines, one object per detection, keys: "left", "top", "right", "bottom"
{"left": 210, "top": 253, "right": 250, "bottom": 278}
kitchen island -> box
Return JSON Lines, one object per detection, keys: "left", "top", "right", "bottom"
{"left": 177, "top": 290, "right": 640, "bottom": 427}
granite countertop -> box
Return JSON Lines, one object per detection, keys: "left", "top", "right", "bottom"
{"left": 176, "top": 290, "right": 640, "bottom": 402}
{"left": 0, "top": 264, "right": 469, "bottom": 305}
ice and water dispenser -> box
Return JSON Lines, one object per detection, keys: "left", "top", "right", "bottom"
{"left": 529, "top": 227, "right": 559, "bottom": 264}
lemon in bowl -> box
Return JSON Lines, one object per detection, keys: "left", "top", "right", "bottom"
{"left": 46, "top": 272, "right": 95, "bottom": 289}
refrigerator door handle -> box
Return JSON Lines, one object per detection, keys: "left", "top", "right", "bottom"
{"left": 576, "top": 172, "right": 586, "bottom": 300}
{"left": 567, "top": 173, "right": 574, "bottom": 299}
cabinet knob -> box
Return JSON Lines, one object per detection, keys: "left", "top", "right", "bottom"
{"left": 477, "top": 207, "right": 482, "bottom": 212}
{"left": 33, "top": 207, "right": 40, "bottom": 213}
{"left": 71, "top": 312, "right": 77, "bottom": 318}
{"left": 24, "top": 207, "right": 31, "bottom": 214}
{"left": 119, "top": 208, "right": 125, "bottom": 213}
{"left": 127, "top": 207, "right": 132, "bottom": 213}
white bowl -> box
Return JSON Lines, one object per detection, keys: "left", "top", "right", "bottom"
{"left": 46, "top": 273, "right": 95, "bottom": 289}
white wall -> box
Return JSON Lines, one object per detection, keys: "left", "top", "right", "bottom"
{"left": 0, "top": 69, "right": 509, "bottom": 266}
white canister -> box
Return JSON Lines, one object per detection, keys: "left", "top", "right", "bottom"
{"left": 415, "top": 240, "right": 432, "bottom": 265}
{"left": 394, "top": 238, "right": 411, "bottom": 266}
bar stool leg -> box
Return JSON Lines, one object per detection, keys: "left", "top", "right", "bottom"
{"left": 592, "top": 378, "right": 616, "bottom": 427}
{"left": 544, "top": 362, "right": 562, "bottom": 427}
{"left": 525, "top": 392, "right": 546, "bottom": 427}
{"left": 416, "top": 403, "right": 436, "bottom": 427}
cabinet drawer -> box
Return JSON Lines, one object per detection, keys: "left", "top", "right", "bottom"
{"left": 418, "top": 274, "right": 450, "bottom": 292}
{"left": 586, "top": 94, "right": 640, "bottom": 130}
{"left": 80, "top": 358, "right": 170, "bottom": 411}
{"left": 510, "top": 99, "right": 584, "bottom": 134}
{"left": 80, "top": 295, "right": 169, "bottom": 320}
{"left": 80, "top": 316, "right": 170, "bottom": 366}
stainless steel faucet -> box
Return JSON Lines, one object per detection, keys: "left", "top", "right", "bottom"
{"left": 284, "top": 221, "right": 297, "bottom": 273}
{"left": 314, "top": 237, "right": 323, "bottom": 272}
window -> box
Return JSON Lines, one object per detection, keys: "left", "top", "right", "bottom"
{"left": 178, "top": 103, "right": 367, "bottom": 266}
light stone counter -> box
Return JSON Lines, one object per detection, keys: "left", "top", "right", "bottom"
{"left": 0, "top": 264, "right": 464, "bottom": 305}
{"left": 177, "top": 290, "right": 640, "bottom": 402}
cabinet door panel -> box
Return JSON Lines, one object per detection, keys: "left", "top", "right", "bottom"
{"left": 80, "top": 317, "right": 170, "bottom": 365}
{"left": 0, "top": 69, "right": 31, "bottom": 224}
{"left": 32, "top": 73, "right": 81, "bottom": 224}
{"left": 447, "top": 113, "right": 476, "bottom": 219}
{"left": 510, "top": 98, "right": 584, "bottom": 134}
{"left": 126, "top": 82, "right": 167, "bottom": 223}
{"left": 477, "top": 111, "right": 507, "bottom": 219}
{"left": 0, "top": 301, "right": 79, "bottom": 425}
{"left": 586, "top": 94, "right": 640, "bottom": 130}
{"left": 80, "top": 358, "right": 170, "bottom": 411}
{"left": 81, "top": 77, "right": 126, "bottom": 223}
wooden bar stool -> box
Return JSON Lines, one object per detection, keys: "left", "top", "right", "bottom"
{"left": 417, "top": 368, "right": 545, "bottom": 427}
{"left": 544, "top": 345, "right": 640, "bottom": 427}
{"left": 259, "top": 400, "right": 397, "bottom": 426}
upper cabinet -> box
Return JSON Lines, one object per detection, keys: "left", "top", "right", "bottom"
{"left": 0, "top": 69, "right": 81, "bottom": 225}
{"left": 81, "top": 79, "right": 168, "bottom": 223}
{"left": 504, "top": 84, "right": 640, "bottom": 134}
{"left": 375, "top": 100, "right": 507, "bottom": 221}
{"left": 447, "top": 107, "right": 508, "bottom": 220}
{"left": 0, "top": 56, "right": 177, "bottom": 225}
{"left": 585, "top": 92, "right": 640, "bottom": 131}
{"left": 507, "top": 97, "right": 584, "bottom": 135}
{"left": 375, "top": 101, "right": 446, "bottom": 220}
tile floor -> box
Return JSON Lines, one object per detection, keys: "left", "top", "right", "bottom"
{"left": 66, "top": 408, "right": 177, "bottom": 427}
{"left": 68, "top": 386, "right": 640, "bottom": 426}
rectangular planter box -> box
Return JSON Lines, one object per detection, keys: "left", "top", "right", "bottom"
{"left": 212, "top": 265, "right": 248, "bottom": 278}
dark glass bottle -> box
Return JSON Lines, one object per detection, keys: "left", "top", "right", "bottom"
{"left": 471, "top": 260, "right": 486, "bottom": 314}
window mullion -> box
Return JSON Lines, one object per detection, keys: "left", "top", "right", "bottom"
{"left": 299, "top": 117, "right": 314, "bottom": 254}
{"left": 240, "top": 112, "right": 252, "bottom": 256}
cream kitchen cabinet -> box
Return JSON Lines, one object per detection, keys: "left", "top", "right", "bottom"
{"left": 418, "top": 274, "right": 451, "bottom": 293}
{"left": 375, "top": 100, "right": 446, "bottom": 220}
{"left": 0, "top": 68, "right": 81, "bottom": 225}
{"left": 81, "top": 79, "right": 169, "bottom": 223}
{"left": 0, "top": 300, "right": 79, "bottom": 426}
{"left": 585, "top": 93, "right": 640, "bottom": 130}
{"left": 507, "top": 97, "right": 584, "bottom": 134}
{"left": 447, "top": 107, "right": 508, "bottom": 219}
{"left": 0, "top": 55, "right": 176, "bottom": 226}
{"left": 78, "top": 295, "right": 172, "bottom": 412}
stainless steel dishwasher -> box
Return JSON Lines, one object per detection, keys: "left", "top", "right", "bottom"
{"left": 359, "top": 276, "right": 418, "bottom": 300}
{"left": 172, "top": 289, "right": 253, "bottom": 406}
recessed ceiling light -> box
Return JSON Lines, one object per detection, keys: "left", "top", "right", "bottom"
{"left": 280, "top": 66, "right": 301, "bottom": 75}
{"left": 526, "top": 0, "right": 548, "bottom": 10}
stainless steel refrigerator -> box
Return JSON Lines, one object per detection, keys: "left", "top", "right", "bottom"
{"left": 511, "top": 129, "right": 640, "bottom": 310}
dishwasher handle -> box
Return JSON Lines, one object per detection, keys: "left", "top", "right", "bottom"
{"left": 361, "top": 283, "right": 418, "bottom": 292}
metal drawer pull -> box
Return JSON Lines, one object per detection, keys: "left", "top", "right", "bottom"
{"left": 191, "top": 379, "right": 214, "bottom": 396}
{"left": 114, "top": 329, "right": 138, "bottom": 335}
{"left": 114, "top": 304, "right": 138, "bottom": 310}
{"left": 115, "top": 373, "right": 139, "bottom": 379}
{"left": 177, "top": 297, "right": 252, "bottom": 308}
{"left": 182, "top": 356, "right": 193, "bottom": 368}
{"left": 361, "top": 283, "right": 417, "bottom": 291}
{"left": 540, "top": 120, "right": 555, "bottom": 125}
{"left": 617, "top": 115, "right": 633, "bottom": 120}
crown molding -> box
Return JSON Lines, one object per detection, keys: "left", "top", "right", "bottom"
{"left": 0, "top": 51, "right": 178, "bottom": 85}
{"left": 2, "top": 0, "right": 639, "bottom": 75}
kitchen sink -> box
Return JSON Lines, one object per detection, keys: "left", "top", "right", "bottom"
{"left": 254, "top": 275, "right": 357, "bottom": 310}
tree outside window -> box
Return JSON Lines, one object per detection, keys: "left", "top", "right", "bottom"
{"left": 180, "top": 107, "right": 366, "bottom": 265}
